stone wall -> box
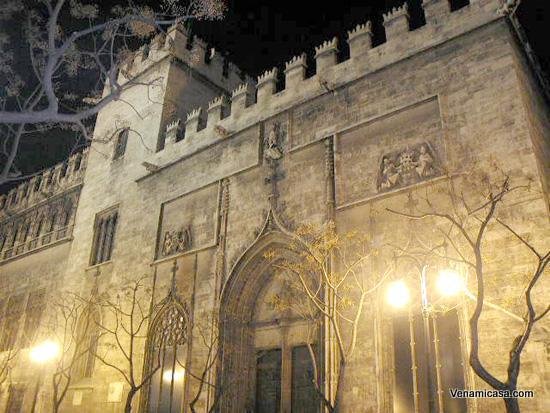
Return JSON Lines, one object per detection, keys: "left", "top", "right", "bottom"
{"left": 0, "top": 0, "right": 548, "bottom": 412}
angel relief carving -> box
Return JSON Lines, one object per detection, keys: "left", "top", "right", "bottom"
{"left": 376, "top": 142, "right": 440, "bottom": 192}
{"left": 161, "top": 226, "right": 191, "bottom": 257}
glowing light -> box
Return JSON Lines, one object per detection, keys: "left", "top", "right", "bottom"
{"left": 30, "top": 340, "right": 60, "bottom": 363}
{"left": 163, "top": 369, "right": 185, "bottom": 382}
{"left": 386, "top": 280, "right": 410, "bottom": 308}
{"left": 437, "top": 269, "right": 464, "bottom": 296}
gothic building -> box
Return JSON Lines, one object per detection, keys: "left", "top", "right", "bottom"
{"left": 0, "top": 1, "right": 548, "bottom": 412}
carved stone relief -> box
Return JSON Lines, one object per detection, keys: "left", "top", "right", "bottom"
{"left": 376, "top": 142, "right": 440, "bottom": 192}
{"left": 161, "top": 226, "right": 191, "bottom": 257}
{"left": 264, "top": 122, "right": 283, "bottom": 161}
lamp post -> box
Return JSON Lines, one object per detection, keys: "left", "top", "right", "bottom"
{"left": 29, "top": 340, "right": 60, "bottom": 413}
{"left": 386, "top": 264, "right": 464, "bottom": 413}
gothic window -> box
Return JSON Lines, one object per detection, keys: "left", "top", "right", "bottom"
{"left": 20, "top": 221, "right": 30, "bottom": 243}
{"left": 48, "top": 212, "right": 58, "bottom": 232}
{"left": 34, "top": 216, "right": 45, "bottom": 238}
{"left": 113, "top": 128, "right": 129, "bottom": 160}
{"left": 21, "top": 289, "right": 46, "bottom": 347}
{"left": 0, "top": 294, "right": 25, "bottom": 351}
{"left": 5, "top": 384, "right": 26, "bottom": 413}
{"left": 145, "top": 293, "right": 189, "bottom": 413}
{"left": 33, "top": 176, "right": 41, "bottom": 191}
{"left": 62, "top": 204, "right": 72, "bottom": 227}
{"left": 74, "top": 153, "right": 82, "bottom": 171}
{"left": 142, "top": 44, "right": 151, "bottom": 60}
{"left": 391, "top": 286, "right": 466, "bottom": 413}
{"left": 72, "top": 305, "right": 100, "bottom": 380}
{"left": 59, "top": 162, "right": 68, "bottom": 178}
{"left": 90, "top": 208, "right": 118, "bottom": 265}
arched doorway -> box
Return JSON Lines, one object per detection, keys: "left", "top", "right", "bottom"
{"left": 219, "top": 228, "right": 320, "bottom": 413}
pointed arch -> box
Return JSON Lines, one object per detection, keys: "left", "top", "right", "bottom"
{"left": 141, "top": 286, "right": 191, "bottom": 413}
{"left": 217, "top": 209, "right": 320, "bottom": 412}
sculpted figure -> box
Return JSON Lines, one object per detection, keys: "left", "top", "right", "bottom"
{"left": 264, "top": 123, "right": 283, "bottom": 160}
{"left": 267, "top": 123, "right": 278, "bottom": 149}
{"left": 416, "top": 144, "right": 435, "bottom": 177}
{"left": 162, "top": 231, "right": 175, "bottom": 256}
{"left": 378, "top": 156, "right": 400, "bottom": 190}
{"left": 176, "top": 227, "right": 191, "bottom": 252}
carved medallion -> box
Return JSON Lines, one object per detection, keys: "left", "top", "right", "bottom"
{"left": 376, "top": 142, "right": 440, "bottom": 192}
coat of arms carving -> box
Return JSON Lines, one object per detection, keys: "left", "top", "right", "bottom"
{"left": 376, "top": 142, "right": 440, "bottom": 192}
{"left": 161, "top": 226, "right": 191, "bottom": 257}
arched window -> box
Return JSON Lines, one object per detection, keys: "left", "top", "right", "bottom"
{"left": 48, "top": 212, "right": 58, "bottom": 233}
{"left": 73, "top": 305, "right": 101, "bottom": 380}
{"left": 144, "top": 287, "right": 190, "bottom": 413}
{"left": 62, "top": 203, "right": 73, "bottom": 227}
{"left": 8, "top": 227, "right": 18, "bottom": 248}
{"left": 113, "top": 128, "right": 129, "bottom": 160}
{"left": 34, "top": 216, "right": 45, "bottom": 238}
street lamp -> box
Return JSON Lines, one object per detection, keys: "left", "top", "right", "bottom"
{"left": 386, "top": 280, "right": 410, "bottom": 308}
{"left": 437, "top": 268, "right": 465, "bottom": 297}
{"left": 29, "top": 340, "right": 60, "bottom": 413}
{"left": 163, "top": 368, "right": 185, "bottom": 382}
{"left": 30, "top": 340, "right": 60, "bottom": 363}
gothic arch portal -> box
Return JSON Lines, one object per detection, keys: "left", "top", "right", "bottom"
{"left": 218, "top": 210, "right": 320, "bottom": 412}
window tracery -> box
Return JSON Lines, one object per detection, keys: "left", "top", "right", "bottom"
{"left": 143, "top": 274, "right": 190, "bottom": 413}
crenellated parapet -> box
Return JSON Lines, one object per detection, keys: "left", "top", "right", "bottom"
{"left": 0, "top": 149, "right": 88, "bottom": 262}
{"left": 115, "top": 22, "right": 249, "bottom": 94}
{"left": 141, "top": 0, "right": 505, "bottom": 169}
{"left": 0, "top": 148, "right": 88, "bottom": 218}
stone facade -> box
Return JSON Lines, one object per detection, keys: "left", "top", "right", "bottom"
{"left": 0, "top": 1, "right": 549, "bottom": 412}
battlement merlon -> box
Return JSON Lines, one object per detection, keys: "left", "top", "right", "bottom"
{"left": 285, "top": 53, "right": 307, "bottom": 90}
{"left": 383, "top": 4, "right": 410, "bottom": 40}
{"left": 315, "top": 37, "right": 339, "bottom": 73}
{"left": 111, "top": 22, "right": 251, "bottom": 96}
{"left": 208, "top": 95, "right": 230, "bottom": 124}
{"left": 257, "top": 68, "right": 278, "bottom": 104}
{"left": 347, "top": 22, "right": 373, "bottom": 58}
{"left": 423, "top": 0, "right": 452, "bottom": 25}
{"left": 0, "top": 149, "right": 89, "bottom": 218}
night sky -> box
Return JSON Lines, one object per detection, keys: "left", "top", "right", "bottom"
{"left": 2, "top": 0, "right": 549, "bottom": 194}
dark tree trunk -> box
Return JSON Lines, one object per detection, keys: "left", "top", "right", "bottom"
{"left": 504, "top": 397, "right": 520, "bottom": 413}
{"left": 332, "top": 361, "right": 347, "bottom": 413}
{"left": 125, "top": 388, "right": 137, "bottom": 413}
